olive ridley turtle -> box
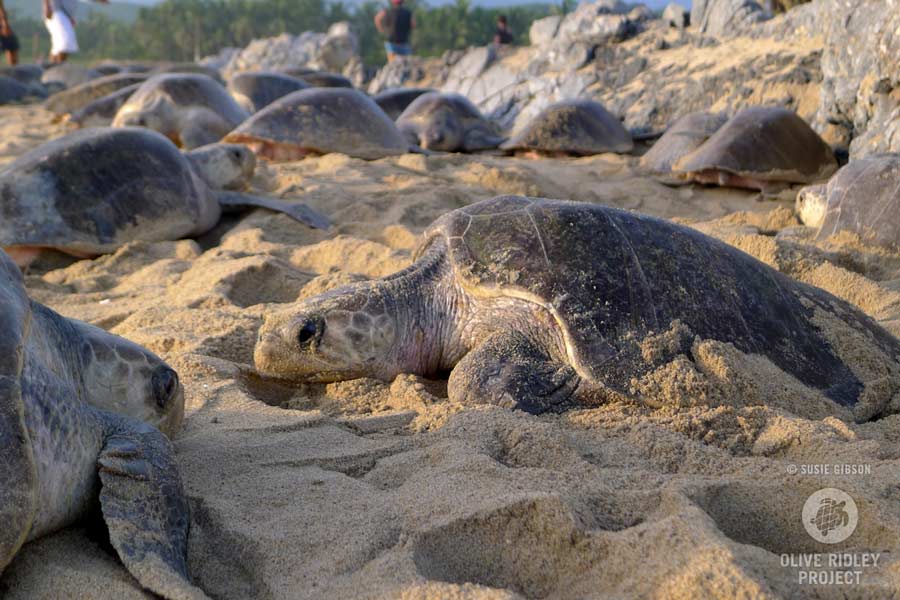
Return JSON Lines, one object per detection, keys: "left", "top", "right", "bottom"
{"left": 639, "top": 111, "right": 727, "bottom": 178}
{"left": 227, "top": 71, "right": 310, "bottom": 113}
{"left": 113, "top": 73, "right": 249, "bottom": 149}
{"left": 0, "top": 127, "right": 328, "bottom": 267}
{"left": 224, "top": 87, "right": 408, "bottom": 161}
{"left": 373, "top": 88, "right": 434, "bottom": 121}
{"left": 396, "top": 92, "right": 504, "bottom": 152}
{"left": 673, "top": 106, "right": 838, "bottom": 190}
{"left": 0, "top": 248, "right": 205, "bottom": 599}
{"left": 501, "top": 99, "right": 634, "bottom": 155}
{"left": 44, "top": 73, "right": 148, "bottom": 119}
{"left": 255, "top": 195, "right": 900, "bottom": 421}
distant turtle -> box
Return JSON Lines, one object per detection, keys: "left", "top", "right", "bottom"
{"left": 41, "top": 63, "right": 102, "bottom": 89}
{"left": 227, "top": 71, "right": 310, "bottom": 113}
{"left": 92, "top": 63, "right": 124, "bottom": 76}
{"left": 44, "top": 73, "right": 148, "bottom": 119}
{"left": 0, "top": 248, "right": 206, "bottom": 600}
{"left": 112, "top": 73, "right": 249, "bottom": 149}
{"left": 796, "top": 154, "right": 900, "bottom": 249}
{"left": 296, "top": 71, "right": 353, "bottom": 88}
{"left": 673, "top": 107, "right": 838, "bottom": 191}
{"left": 0, "top": 75, "right": 32, "bottom": 105}
{"left": 396, "top": 92, "right": 504, "bottom": 152}
{"left": 639, "top": 111, "right": 727, "bottom": 178}
{"left": 254, "top": 195, "right": 900, "bottom": 421}
{"left": 224, "top": 88, "right": 408, "bottom": 161}
{"left": 0, "top": 64, "right": 43, "bottom": 85}
{"left": 66, "top": 83, "right": 143, "bottom": 127}
{"left": 501, "top": 99, "right": 634, "bottom": 155}
{"left": 151, "top": 63, "right": 225, "bottom": 85}
{"left": 278, "top": 66, "right": 317, "bottom": 78}
{"left": 0, "top": 128, "right": 328, "bottom": 267}
{"left": 373, "top": 87, "right": 433, "bottom": 120}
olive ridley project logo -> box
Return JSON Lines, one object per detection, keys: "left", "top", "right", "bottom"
{"left": 802, "top": 488, "right": 858, "bottom": 544}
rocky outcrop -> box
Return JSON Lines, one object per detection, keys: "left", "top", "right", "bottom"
{"left": 213, "top": 22, "right": 359, "bottom": 80}
{"left": 662, "top": 3, "right": 690, "bottom": 28}
{"left": 691, "top": 0, "right": 769, "bottom": 37}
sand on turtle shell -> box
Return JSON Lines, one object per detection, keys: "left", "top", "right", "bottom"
{"left": 3, "top": 92, "right": 900, "bottom": 600}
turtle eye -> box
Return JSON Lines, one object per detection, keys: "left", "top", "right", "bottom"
{"left": 151, "top": 367, "right": 179, "bottom": 409}
{"left": 296, "top": 319, "right": 320, "bottom": 346}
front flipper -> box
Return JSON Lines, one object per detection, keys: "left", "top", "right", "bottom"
{"left": 463, "top": 126, "right": 506, "bottom": 152}
{"left": 98, "top": 418, "right": 207, "bottom": 600}
{"left": 215, "top": 191, "right": 330, "bottom": 229}
{"left": 448, "top": 331, "right": 582, "bottom": 414}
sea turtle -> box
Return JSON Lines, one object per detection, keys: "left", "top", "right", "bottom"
{"left": 296, "top": 71, "right": 353, "bottom": 89}
{"left": 0, "top": 127, "right": 328, "bottom": 267}
{"left": 796, "top": 154, "right": 900, "bottom": 249}
{"left": 373, "top": 87, "right": 434, "bottom": 121}
{"left": 396, "top": 92, "right": 504, "bottom": 152}
{"left": 227, "top": 71, "right": 310, "bottom": 113}
{"left": 44, "top": 72, "right": 148, "bottom": 119}
{"left": 254, "top": 195, "right": 900, "bottom": 421}
{"left": 151, "top": 63, "right": 225, "bottom": 85}
{"left": 41, "top": 63, "right": 102, "bottom": 89}
{"left": 0, "top": 75, "right": 32, "bottom": 105}
{"left": 639, "top": 111, "right": 727, "bottom": 178}
{"left": 112, "top": 73, "right": 249, "bottom": 149}
{"left": 672, "top": 106, "right": 838, "bottom": 191}
{"left": 0, "top": 64, "right": 43, "bottom": 86}
{"left": 501, "top": 99, "right": 634, "bottom": 155}
{"left": 224, "top": 87, "right": 408, "bottom": 161}
{"left": 0, "top": 248, "right": 205, "bottom": 599}
{"left": 66, "top": 83, "right": 143, "bottom": 127}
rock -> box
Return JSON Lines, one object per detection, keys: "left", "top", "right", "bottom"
{"left": 663, "top": 2, "right": 690, "bottom": 28}
{"left": 529, "top": 16, "right": 561, "bottom": 47}
{"left": 554, "top": 3, "right": 634, "bottom": 48}
{"left": 443, "top": 46, "right": 497, "bottom": 96}
{"left": 627, "top": 4, "right": 654, "bottom": 22}
{"left": 691, "top": 0, "right": 769, "bottom": 36}
{"left": 367, "top": 56, "right": 427, "bottom": 95}
{"left": 219, "top": 22, "right": 360, "bottom": 78}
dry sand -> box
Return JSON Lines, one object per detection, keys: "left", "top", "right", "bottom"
{"left": 1, "top": 98, "right": 900, "bottom": 600}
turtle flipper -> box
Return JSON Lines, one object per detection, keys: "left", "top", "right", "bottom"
{"left": 448, "top": 331, "right": 582, "bottom": 414}
{"left": 214, "top": 190, "right": 330, "bottom": 229}
{"left": 462, "top": 127, "right": 505, "bottom": 152}
{"left": 97, "top": 418, "right": 207, "bottom": 600}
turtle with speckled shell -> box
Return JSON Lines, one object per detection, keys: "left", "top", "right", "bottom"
{"left": 224, "top": 87, "right": 408, "bottom": 161}
{"left": 501, "top": 99, "right": 633, "bottom": 155}
{"left": 113, "top": 73, "right": 249, "bottom": 149}
{"left": 640, "top": 111, "right": 727, "bottom": 179}
{"left": 396, "top": 92, "right": 504, "bottom": 152}
{"left": 673, "top": 107, "right": 838, "bottom": 190}
{"left": 0, "top": 128, "right": 328, "bottom": 267}
{"left": 255, "top": 195, "right": 900, "bottom": 421}
{"left": 227, "top": 71, "right": 310, "bottom": 113}
{"left": 796, "top": 154, "right": 900, "bottom": 249}
{"left": 0, "top": 249, "right": 206, "bottom": 600}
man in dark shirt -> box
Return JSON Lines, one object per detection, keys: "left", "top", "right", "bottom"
{"left": 0, "top": 0, "right": 19, "bottom": 65}
{"left": 494, "top": 14, "right": 513, "bottom": 46}
{"left": 375, "top": 0, "right": 415, "bottom": 62}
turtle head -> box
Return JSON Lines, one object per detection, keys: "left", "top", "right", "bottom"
{"left": 254, "top": 283, "right": 401, "bottom": 382}
{"left": 796, "top": 183, "right": 828, "bottom": 229}
{"left": 113, "top": 98, "right": 173, "bottom": 140}
{"left": 420, "top": 110, "right": 463, "bottom": 151}
{"left": 73, "top": 320, "right": 184, "bottom": 437}
{"left": 186, "top": 143, "right": 257, "bottom": 190}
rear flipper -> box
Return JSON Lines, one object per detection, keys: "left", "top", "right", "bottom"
{"left": 448, "top": 331, "right": 582, "bottom": 414}
{"left": 98, "top": 418, "right": 208, "bottom": 600}
{"left": 215, "top": 191, "right": 330, "bottom": 230}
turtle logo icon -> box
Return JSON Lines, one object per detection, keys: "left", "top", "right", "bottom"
{"left": 802, "top": 488, "right": 858, "bottom": 544}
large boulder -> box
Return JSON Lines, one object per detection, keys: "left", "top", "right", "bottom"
{"left": 662, "top": 2, "right": 690, "bottom": 28}
{"left": 367, "top": 56, "right": 427, "bottom": 95}
{"left": 529, "top": 15, "right": 561, "bottom": 47}
{"left": 691, "top": 0, "right": 769, "bottom": 36}
{"left": 220, "top": 22, "right": 359, "bottom": 78}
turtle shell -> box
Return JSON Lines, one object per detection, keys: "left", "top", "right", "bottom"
{"left": 0, "top": 128, "right": 219, "bottom": 256}
{"left": 396, "top": 92, "right": 503, "bottom": 151}
{"left": 373, "top": 88, "right": 434, "bottom": 120}
{"left": 814, "top": 154, "right": 900, "bottom": 249}
{"left": 673, "top": 107, "right": 838, "bottom": 183}
{"left": 417, "top": 195, "right": 899, "bottom": 405}
{"left": 224, "top": 88, "right": 408, "bottom": 160}
{"left": 227, "top": 72, "right": 310, "bottom": 113}
{"left": 44, "top": 73, "right": 148, "bottom": 117}
{"left": 117, "top": 73, "right": 248, "bottom": 127}
{"left": 501, "top": 99, "right": 634, "bottom": 155}
{"left": 0, "top": 250, "right": 37, "bottom": 569}
{"left": 640, "top": 111, "right": 727, "bottom": 174}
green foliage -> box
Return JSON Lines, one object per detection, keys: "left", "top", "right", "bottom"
{"left": 7, "top": 0, "right": 552, "bottom": 67}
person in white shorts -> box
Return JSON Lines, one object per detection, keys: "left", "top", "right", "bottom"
{"left": 42, "top": 0, "right": 106, "bottom": 63}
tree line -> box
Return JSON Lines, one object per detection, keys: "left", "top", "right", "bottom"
{"left": 9, "top": 0, "right": 554, "bottom": 67}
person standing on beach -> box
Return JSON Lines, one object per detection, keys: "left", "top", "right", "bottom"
{"left": 375, "top": 0, "right": 415, "bottom": 63}
{"left": 0, "top": 0, "right": 19, "bottom": 65}
{"left": 493, "top": 15, "right": 513, "bottom": 46}
{"left": 42, "top": 0, "right": 106, "bottom": 64}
